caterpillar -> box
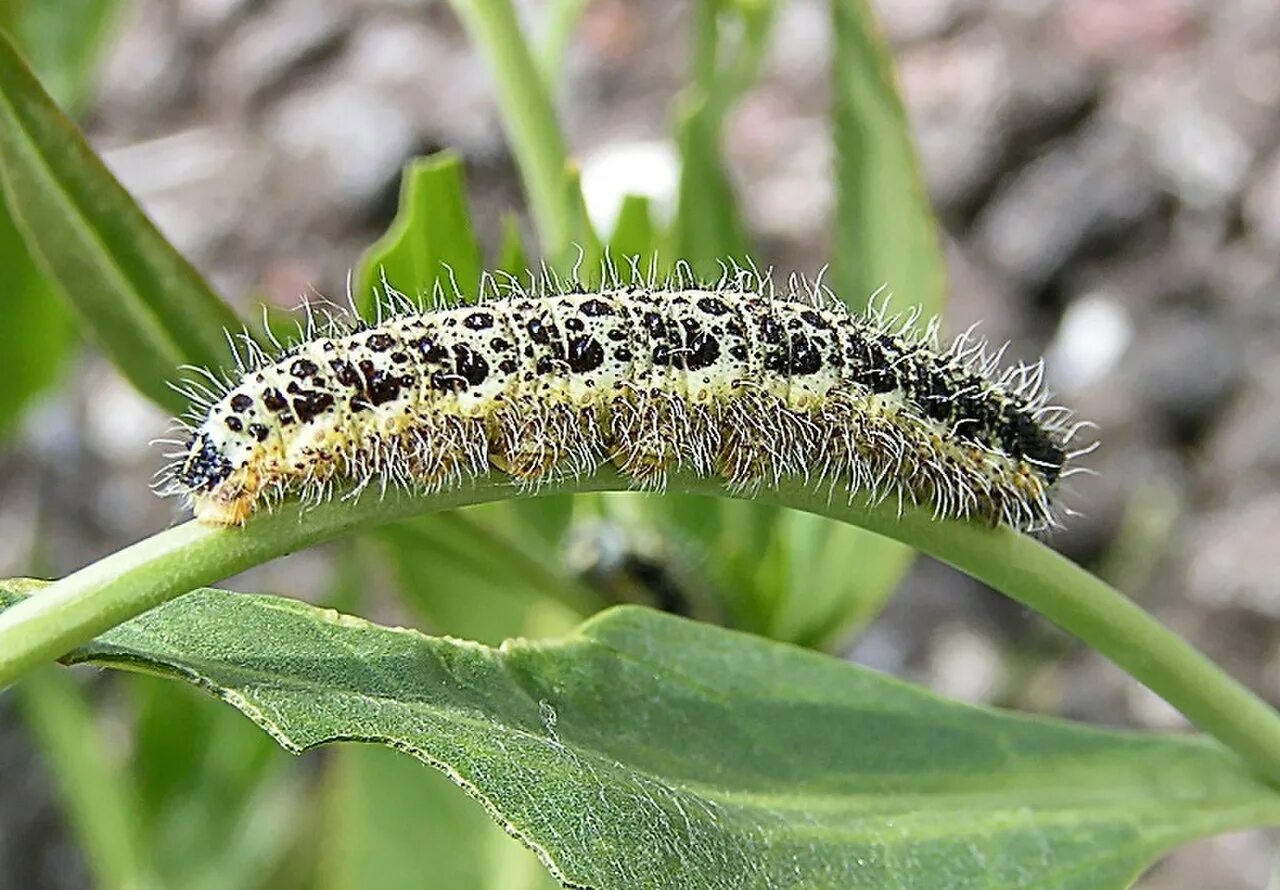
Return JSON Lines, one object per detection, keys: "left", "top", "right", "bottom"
{"left": 158, "top": 265, "right": 1093, "bottom": 531}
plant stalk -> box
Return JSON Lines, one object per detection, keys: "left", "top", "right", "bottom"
{"left": 3, "top": 472, "right": 1280, "bottom": 787}
{"left": 448, "top": 0, "right": 572, "bottom": 259}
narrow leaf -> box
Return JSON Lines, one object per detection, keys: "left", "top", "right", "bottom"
{"left": 670, "top": 93, "right": 751, "bottom": 278}
{"left": 129, "top": 676, "right": 304, "bottom": 890}
{"left": 354, "top": 151, "right": 484, "bottom": 316}
{"left": 376, "top": 512, "right": 590, "bottom": 645}
{"left": 668, "top": 0, "right": 775, "bottom": 278}
{"left": 496, "top": 212, "right": 529, "bottom": 277}
{"left": 17, "top": 666, "right": 154, "bottom": 890}
{"left": 655, "top": 0, "right": 908, "bottom": 649}
{"left": 447, "top": 0, "right": 575, "bottom": 260}
{"left": 816, "top": 0, "right": 952, "bottom": 636}
{"left": 0, "top": 31, "right": 242, "bottom": 413}
{"left": 563, "top": 161, "right": 603, "bottom": 286}
{"left": 607, "top": 193, "right": 656, "bottom": 266}
{"left": 0, "top": 0, "right": 125, "bottom": 434}
{"left": 773, "top": 514, "right": 913, "bottom": 646}
{"left": 321, "top": 746, "right": 557, "bottom": 890}
{"left": 830, "top": 0, "right": 945, "bottom": 321}
{"left": 8, "top": 583, "right": 1280, "bottom": 890}
{"left": 5, "top": 0, "right": 122, "bottom": 112}
{"left": 535, "top": 0, "right": 591, "bottom": 96}
{"left": 0, "top": 200, "right": 74, "bottom": 434}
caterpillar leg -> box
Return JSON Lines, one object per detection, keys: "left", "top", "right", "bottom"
{"left": 712, "top": 392, "right": 813, "bottom": 493}
{"left": 489, "top": 446, "right": 559, "bottom": 480}
{"left": 192, "top": 465, "right": 261, "bottom": 527}
{"left": 488, "top": 402, "right": 604, "bottom": 483}
{"left": 609, "top": 424, "right": 676, "bottom": 488}
{"left": 714, "top": 427, "right": 771, "bottom": 494}
{"left": 608, "top": 393, "right": 679, "bottom": 488}
{"left": 404, "top": 416, "right": 488, "bottom": 488}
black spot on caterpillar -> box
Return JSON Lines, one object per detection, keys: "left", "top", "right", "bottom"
{"left": 157, "top": 266, "right": 1094, "bottom": 530}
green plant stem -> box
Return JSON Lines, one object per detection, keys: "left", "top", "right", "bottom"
{"left": 18, "top": 668, "right": 156, "bottom": 890}
{"left": 448, "top": 0, "right": 571, "bottom": 259}
{"left": 536, "top": 0, "right": 590, "bottom": 95}
{"left": 4, "top": 471, "right": 1280, "bottom": 787}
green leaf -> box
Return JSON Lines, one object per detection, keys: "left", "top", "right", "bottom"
{"left": 535, "top": 0, "right": 591, "bottom": 96}
{"left": 0, "top": 199, "right": 74, "bottom": 434}
{"left": 670, "top": 93, "right": 750, "bottom": 278}
{"left": 830, "top": 0, "right": 945, "bottom": 322}
{"left": 129, "top": 676, "right": 305, "bottom": 890}
{"left": 10, "top": 471, "right": 1280, "bottom": 788}
{"left": 375, "top": 509, "right": 592, "bottom": 645}
{"left": 447, "top": 0, "right": 575, "bottom": 261}
{"left": 782, "top": 0, "right": 954, "bottom": 642}
{"left": 768, "top": 514, "right": 913, "bottom": 647}
{"left": 0, "top": 0, "right": 128, "bottom": 435}
{"left": 0, "top": 31, "right": 242, "bottom": 414}
{"left": 9, "top": 582, "right": 1280, "bottom": 890}
{"left": 496, "top": 212, "right": 529, "bottom": 277}
{"left": 17, "top": 664, "right": 156, "bottom": 890}
{"left": 354, "top": 151, "right": 484, "bottom": 316}
{"left": 350, "top": 150, "right": 588, "bottom": 655}
{"left": 669, "top": 0, "right": 776, "bottom": 278}
{"left": 329, "top": 522, "right": 571, "bottom": 890}
{"left": 321, "top": 746, "right": 558, "bottom": 890}
{"left": 4, "top": 0, "right": 122, "bottom": 112}
{"left": 607, "top": 193, "right": 657, "bottom": 266}
{"left": 658, "top": 0, "right": 915, "bottom": 651}
{"left": 667, "top": 498, "right": 912, "bottom": 645}
{"left": 563, "top": 161, "right": 603, "bottom": 286}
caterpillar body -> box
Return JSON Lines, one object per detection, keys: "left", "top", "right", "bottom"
{"left": 161, "top": 270, "right": 1090, "bottom": 531}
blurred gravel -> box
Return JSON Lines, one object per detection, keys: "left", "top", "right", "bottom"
{"left": 2, "top": 0, "right": 1279, "bottom": 886}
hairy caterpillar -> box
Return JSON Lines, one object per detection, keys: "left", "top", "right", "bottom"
{"left": 158, "top": 265, "right": 1092, "bottom": 531}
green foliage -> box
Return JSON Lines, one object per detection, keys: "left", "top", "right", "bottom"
{"left": 373, "top": 508, "right": 591, "bottom": 645}
{"left": 9, "top": 472, "right": 1280, "bottom": 787}
{"left": 0, "top": 0, "right": 121, "bottom": 113}
{"left": 17, "top": 666, "right": 155, "bottom": 890}
{"left": 0, "top": 30, "right": 242, "bottom": 414}
{"left": 348, "top": 150, "right": 600, "bottom": 647}
{"left": 320, "top": 746, "right": 559, "bottom": 890}
{"left": 641, "top": 0, "right": 929, "bottom": 647}
{"left": 562, "top": 162, "right": 605, "bottom": 285}
{"left": 608, "top": 194, "right": 657, "bottom": 265}
{"left": 831, "top": 0, "right": 946, "bottom": 321}
{"left": 126, "top": 677, "right": 310, "bottom": 890}
{"left": 354, "top": 152, "right": 484, "bottom": 315}
{"left": 0, "top": 0, "right": 122, "bottom": 435}
{"left": 535, "top": 0, "right": 591, "bottom": 96}
{"left": 753, "top": 510, "right": 913, "bottom": 647}
{"left": 496, "top": 212, "right": 529, "bottom": 276}
{"left": 447, "top": 0, "right": 578, "bottom": 264}
{"left": 668, "top": 0, "right": 772, "bottom": 278}
{"left": 5, "top": 583, "right": 1280, "bottom": 890}
{"left": 15, "top": 627, "right": 307, "bottom": 890}
{"left": 0, "top": 203, "right": 73, "bottom": 433}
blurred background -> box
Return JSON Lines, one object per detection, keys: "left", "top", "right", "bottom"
{"left": 1, "top": 0, "right": 1279, "bottom": 887}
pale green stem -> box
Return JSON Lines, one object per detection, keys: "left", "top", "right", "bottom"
{"left": 536, "top": 0, "right": 591, "bottom": 95}
{"left": 18, "top": 668, "right": 156, "bottom": 890}
{"left": 448, "top": 0, "right": 572, "bottom": 259}
{"left": 3, "top": 471, "right": 1280, "bottom": 787}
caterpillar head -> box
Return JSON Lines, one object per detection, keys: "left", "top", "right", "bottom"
{"left": 176, "top": 430, "right": 260, "bottom": 526}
